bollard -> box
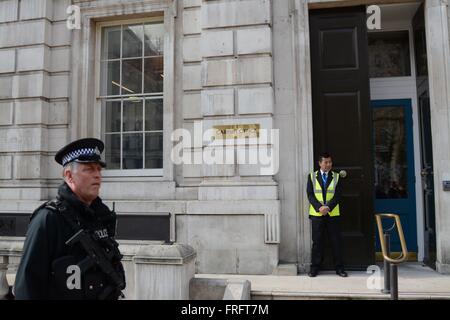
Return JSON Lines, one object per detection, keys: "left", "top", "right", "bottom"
{"left": 382, "top": 232, "right": 391, "bottom": 294}
{"left": 390, "top": 264, "right": 398, "bottom": 300}
{"left": 375, "top": 214, "right": 408, "bottom": 301}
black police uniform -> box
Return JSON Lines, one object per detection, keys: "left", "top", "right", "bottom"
{"left": 13, "top": 138, "right": 125, "bottom": 300}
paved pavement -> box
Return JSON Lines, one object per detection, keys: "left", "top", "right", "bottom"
{"left": 196, "top": 263, "right": 450, "bottom": 300}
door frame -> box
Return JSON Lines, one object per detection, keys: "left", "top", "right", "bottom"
{"left": 368, "top": 22, "right": 425, "bottom": 260}
{"left": 368, "top": 15, "right": 426, "bottom": 258}
{"left": 370, "top": 88, "right": 424, "bottom": 259}
{"left": 371, "top": 98, "right": 418, "bottom": 253}
{"left": 292, "top": 0, "right": 450, "bottom": 272}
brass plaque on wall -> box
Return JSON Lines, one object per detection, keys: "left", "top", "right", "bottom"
{"left": 213, "top": 124, "right": 260, "bottom": 139}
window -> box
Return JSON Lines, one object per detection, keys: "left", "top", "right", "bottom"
{"left": 99, "top": 19, "right": 164, "bottom": 173}
{"left": 368, "top": 31, "right": 411, "bottom": 78}
{"left": 373, "top": 106, "right": 408, "bottom": 199}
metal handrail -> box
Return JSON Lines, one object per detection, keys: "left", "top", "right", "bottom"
{"left": 375, "top": 213, "right": 408, "bottom": 264}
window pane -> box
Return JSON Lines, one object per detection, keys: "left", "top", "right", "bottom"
{"left": 102, "top": 26, "right": 121, "bottom": 60}
{"left": 145, "top": 132, "right": 163, "bottom": 169}
{"left": 105, "top": 100, "right": 121, "bottom": 133}
{"left": 101, "top": 21, "right": 165, "bottom": 172}
{"left": 122, "top": 59, "right": 142, "bottom": 94}
{"left": 123, "top": 133, "right": 143, "bottom": 169}
{"left": 101, "top": 61, "right": 120, "bottom": 96}
{"left": 368, "top": 31, "right": 411, "bottom": 78}
{"left": 144, "top": 22, "right": 164, "bottom": 56}
{"left": 122, "top": 24, "right": 143, "bottom": 58}
{"left": 145, "top": 99, "right": 163, "bottom": 131}
{"left": 144, "top": 57, "right": 163, "bottom": 93}
{"left": 373, "top": 106, "right": 407, "bottom": 199}
{"left": 123, "top": 99, "right": 143, "bottom": 132}
{"left": 105, "top": 134, "right": 121, "bottom": 169}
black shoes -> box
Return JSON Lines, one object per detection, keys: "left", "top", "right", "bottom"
{"left": 336, "top": 269, "right": 348, "bottom": 277}
{"left": 307, "top": 269, "right": 348, "bottom": 277}
{"left": 308, "top": 269, "right": 318, "bottom": 277}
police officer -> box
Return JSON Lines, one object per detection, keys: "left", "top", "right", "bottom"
{"left": 14, "top": 138, "right": 126, "bottom": 299}
{"left": 307, "top": 152, "right": 347, "bottom": 278}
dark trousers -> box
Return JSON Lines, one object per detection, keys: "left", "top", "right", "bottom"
{"left": 311, "top": 216, "right": 344, "bottom": 271}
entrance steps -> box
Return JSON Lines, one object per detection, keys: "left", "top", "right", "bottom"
{"left": 6, "top": 263, "right": 450, "bottom": 300}
{"left": 252, "top": 290, "right": 450, "bottom": 300}
{"left": 196, "top": 263, "right": 450, "bottom": 300}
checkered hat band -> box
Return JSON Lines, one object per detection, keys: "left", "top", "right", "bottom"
{"left": 62, "top": 148, "right": 100, "bottom": 166}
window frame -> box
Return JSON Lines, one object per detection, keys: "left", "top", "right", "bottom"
{"left": 95, "top": 16, "right": 170, "bottom": 177}
{"left": 368, "top": 27, "right": 416, "bottom": 81}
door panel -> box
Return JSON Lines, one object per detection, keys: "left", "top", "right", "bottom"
{"left": 321, "top": 29, "right": 358, "bottom": 69}
{"left": 309, "top": 6, "right": 375, "bottom": 269}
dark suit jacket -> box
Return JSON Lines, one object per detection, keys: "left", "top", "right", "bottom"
{"left": 307, "top": 171, "right": 342, "bottom": 214}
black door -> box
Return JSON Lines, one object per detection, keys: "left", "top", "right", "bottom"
{"left": 309, "top": 6, "right": 375, "bottom": 269}
{"left": 413, "top": 4, "right": 436, "bottom": 269}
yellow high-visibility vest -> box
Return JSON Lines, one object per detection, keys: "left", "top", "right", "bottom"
{"left": 309, "top": 170, "right": 340, "bottom": 217}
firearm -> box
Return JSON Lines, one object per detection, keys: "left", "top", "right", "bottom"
{"left": 65, "top": 229, "right": 125, "bottom": 293}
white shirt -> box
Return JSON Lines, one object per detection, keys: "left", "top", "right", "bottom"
{"left": 319, "top": 170, "right": 330, "bottom": 209}
{"left": 320, "top": 170, "right": 329, "bottom": 178}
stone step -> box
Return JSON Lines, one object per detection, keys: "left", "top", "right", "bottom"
{"left": 271, "top": 263, "right": 297, "bottom": 276}
{"left": 197, "top": 263, "right": 450, "bottom": 301}
{"left": 251, "top": 291, "right": 450, "bottom": 300}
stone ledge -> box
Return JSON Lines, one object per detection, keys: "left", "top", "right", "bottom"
{"left": 436, "top": 262, "right": 450, "bottom": 274}
{"left": 223, "top": 279, "right": 251, "bottom": 300}
{"left": 133, "top": 243, "right": 196, "bottom": 265}
{"left": 190, "top": 277, "right": 251, "bottom": 300}
{"left": 0, "top": 238, "right": 165, "bottom": 259}
{"left": 186, "top": 199, "right": 280, "bottom": 215}
{"left": 272, "top": 263, "right": 298, "bottom": 276}
{"left": 0, "top": 237, "right": 24, "bottom": 256}
{"left": 198, "top": 185, "right": 278, "bottom": 200}
{"left": 118, "top": 240, "right": 165, "bottom": 260}
{"left": 0, "top": 198, "right": 280, "bottom": 215}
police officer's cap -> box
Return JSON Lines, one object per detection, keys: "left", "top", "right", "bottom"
{"left": 55, "top": 138, "right": 106, "bottom": 168}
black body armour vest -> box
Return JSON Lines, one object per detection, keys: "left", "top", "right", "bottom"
{"left": 35, "top": 198, "right": 125, "bottom": 300}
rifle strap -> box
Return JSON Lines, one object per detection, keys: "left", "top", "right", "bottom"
{"left": 49, "top": 199, "right": 88, "bottom": 235}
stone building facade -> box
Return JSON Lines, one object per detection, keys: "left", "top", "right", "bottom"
{"left": 1, "top": 0, "right": 450, "bottom": 275}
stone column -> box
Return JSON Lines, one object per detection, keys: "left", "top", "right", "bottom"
{"left": 425, "top": 0, "right": 450, "bottom": 273}
{"left": 133, "top": 243, "right": 196, "bottom": 300}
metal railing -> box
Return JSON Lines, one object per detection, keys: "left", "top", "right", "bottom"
{"left": 375, "top": 213, "right": 408, "bottom": 300}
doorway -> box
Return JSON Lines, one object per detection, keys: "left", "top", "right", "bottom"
{"left": 372, "top": 99, "right": 417, "bottom": 253}
{"left": 309, "top": 6, "right": 375, "bottom": 269}
{"left": 308, "top": 2, "right": 436, "bottom": 269}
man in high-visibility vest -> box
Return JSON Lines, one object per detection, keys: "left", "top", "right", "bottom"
{"left": 307, "top": 152, "right": 347, "bottom": 277}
